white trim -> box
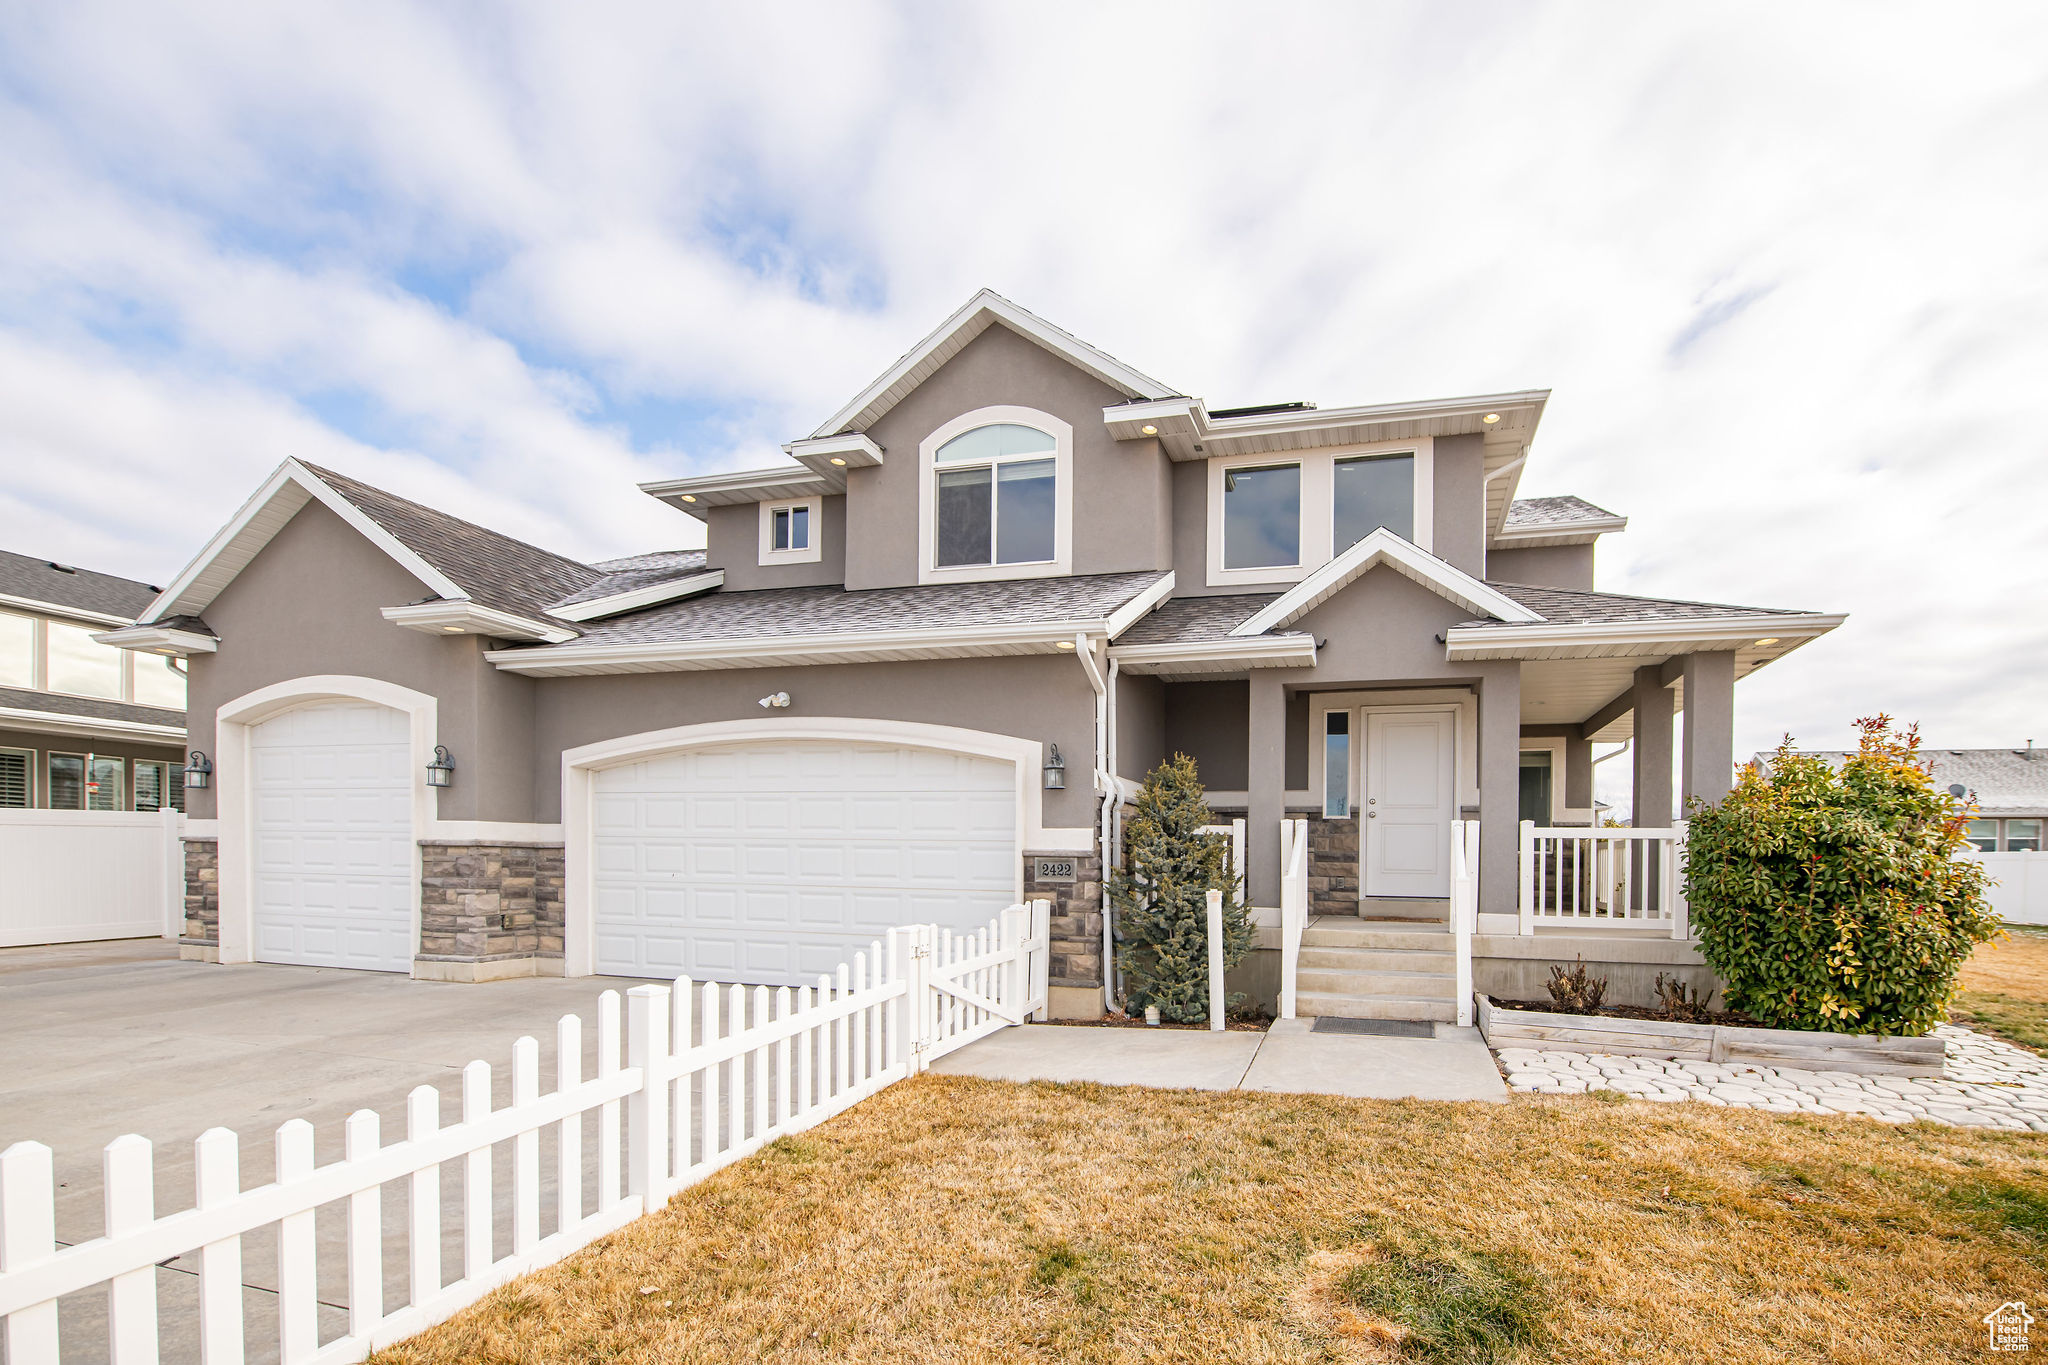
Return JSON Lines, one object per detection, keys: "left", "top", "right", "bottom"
{"left": 1444, "top": 611, "right": 1846, "bottom": 658}
{"left": 0, "top": 705, "right": 184, "bottom": 744}
{"left": 1492, "top": 515, "right": 1628, "bottom": 548}
{"left": 758, "top": 496, "right": 824, "bottom": 566}
{"left": 637, "top": 467, "right": 836, "bottom": 519}
{"left": 917, "top": 405, "right": 1074, "bottom": 585}
{"left": 813, "top": 289, "right": 1175, "bottom": 439}
{"left": 180, "top": 817, "right": 220, "bottom": 838}
{"left": 484, "top": 612, "right": 1152, "bottom": 676}
{"left": 1104, "top": 571, "right": 1176, "bottom": 638}
{"left": 0, "top": 593, "right": 133, "bottom": 629}
{"left": 1231, "top": 527, "right": 1541, "bottom": 638}
{"left": 546, "top": 571, "right": 724, "bottom": 623}
{"left": 379, "top": 600, "right": 578, "bottom": 644}
{"left": 558, "top": 716, "right": 1054, "bottom": 977}
{"left": 1107, "top": 634, "right": 1318, "bottom": 673}
{"left": 782, "top": 432, "right": 884, "bottom": 476}
{"left": 1204, "top": 440, "right": 1434, "bottom": 589}
{"left": 214, "top": 676, "right": 437, "bottom": 974}
{"left": 140, "top": 460, "right": 466, "bottom": 625}
{"left": 89, "top": 624, "right": 218, "bottom": 657}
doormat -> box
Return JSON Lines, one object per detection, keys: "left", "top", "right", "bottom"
{"left": 1310, "top": 1017, "right": 1435, "bottom": 1038}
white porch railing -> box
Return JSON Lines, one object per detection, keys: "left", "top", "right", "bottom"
{"left": 1518, "top": 821, "right": 1689, "bottom": 938}
{"left": 1449, "top": 820, "right": 1479, "bottom": 1027}
{"left": 1277, "top": 818, "right": 1309, "bottom": 1019}
{"left": 1198, "top": 818, "right": 1247, "bottom": 904}
{"left": 0, "top": 903, "right": 1049, "bottom": 1364}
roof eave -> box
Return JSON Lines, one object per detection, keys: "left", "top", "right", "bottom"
{"left": 90, "top": 624, "right": 219, "bottom": 658}
{"left": 484, "top": 617, "right": 1136, "bottom": 676}
{"left": 380, "top": 600, "right": 579, "bottom": 644}
{"left": 547, "top": 570, "right": 727, "bottom": 624}
{"left": 1444, "top": 612, "right": 1847, "bottom": 661}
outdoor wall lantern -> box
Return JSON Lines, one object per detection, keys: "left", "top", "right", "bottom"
{"left": 1043, "top": 743, "right": 1066, "bottom": 791}
{"left": 426, "top": 745, "right": 455, "bottom": 788}
{"left": 184, "top": 751, "right": 212, "bottom": 790}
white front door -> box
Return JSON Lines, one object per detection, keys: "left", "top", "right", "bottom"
{"left": 249, "top": 701, "right": 414, "bottom": 971}
{"left": 590, "top": 739, "right": 1019, "bottom": 984}
{"left": 1363, "top": 710, "right": 1455, "bottom": 899}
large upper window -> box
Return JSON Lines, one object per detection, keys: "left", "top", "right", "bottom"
{"left": 1222, "top": 463, "right": 1301, "bottom": 569}
{"left": 1334, "top": 453, "right": 1415, "bottom": 549}
{"left": 934, "top": 423, "right": 1057, "bottom": 568}
{"left": 0, "top": 611, "right": 32, "bottom": 689}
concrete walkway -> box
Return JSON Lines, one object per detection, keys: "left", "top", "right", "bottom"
{"left": 930, "top": 1017, "right": 1509, "bottom": 1101}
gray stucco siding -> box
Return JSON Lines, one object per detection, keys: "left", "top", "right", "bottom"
{"left": 526, "top": 652, "right": 1103, "bottom": 827}
{"left": 1429, "top": 433, "right": 1487, "bottom": 578}
{"left": 705, "top": 495, "right": 848, "bottom": 591}
{"left": 846, "top": 323, "right": 1173, "bottom": 590}
{"left": 180, "top": 498, "right": 539, "bottom": 823}
{"left": 1487, "top": 542, "right": 1595, "bottom": 591}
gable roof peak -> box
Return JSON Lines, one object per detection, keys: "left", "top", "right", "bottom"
{"left": 809, "top": 288, "right": 1178, "bottom": 439}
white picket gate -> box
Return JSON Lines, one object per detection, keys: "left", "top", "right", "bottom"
{"left": 0, "top": 901, "right": 1050, "bottom": 1364}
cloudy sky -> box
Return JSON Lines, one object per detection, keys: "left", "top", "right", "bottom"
{"left": 2, "top": 1, "right": 2043, "bottom": 805}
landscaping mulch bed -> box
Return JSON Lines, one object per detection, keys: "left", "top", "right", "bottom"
{"left": 1492, "top": 997, "right": 1759, "bottom": 1028}
{"left": 374, "top": 1076, "right": 2047, "bottom": 1365}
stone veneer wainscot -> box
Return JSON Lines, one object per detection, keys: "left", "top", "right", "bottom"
{"left": 415, "top": 841, "right": 566, "bottom": 980}
{"left": 180, "top": 837, "right": 220, "bottom": 960}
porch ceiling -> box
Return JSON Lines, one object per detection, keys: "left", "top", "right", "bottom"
{"left": 1520, "top": 639, "right": 1793, "bottom": 740}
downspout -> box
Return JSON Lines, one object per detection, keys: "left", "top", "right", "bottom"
{"left": 1071, "top": 632, "right": 1113, "bottom": 1014}
{"left": 1104, "top": 655, "right": 1120, "bottom": 1007}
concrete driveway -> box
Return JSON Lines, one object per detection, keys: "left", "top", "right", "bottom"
{"left": 0, "top": 939, "right": 668, "bottom": 1362}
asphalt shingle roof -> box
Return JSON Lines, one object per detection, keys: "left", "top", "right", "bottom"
{"left": 550, "top": 550, "right": 710, "bottom": 610}
{"left": 1760, "top": 748, "right": 2048, "bottom": 817}
{"left": 1471, "top": 582, "right": 1819, "bottom": 629}
{"left": 544, "top": 572, "right": 1169, "bottom": 648}
{"left": 0, "top": 686, "right": 186, "bottom": 727}
{"left": 1114, "top": 594, "right": 1283, "bottom": 646}
{"left": 1503, "top": 495, "right": 1622, "bottom": 528}
{"left": 302, "top": 464, "right": 602, "bottom": 621}
{"left": 0, "top": 550, "right": 161, "bottom": 620}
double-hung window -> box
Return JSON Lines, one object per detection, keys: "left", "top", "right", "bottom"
{"left": 759, "top": 496, "right": 822, "bottom": 565}
{"left": 1965, "top": 819, "right": 2000, "bottom": 852}
{"left": 773, "top": 505, "right": 808, "bottom": 552}
{"left": 2006, "top": 819, "right": 2042, "bottom": 853}
{"left": 934, "top": 423, "right": 1058, "bottom": 568}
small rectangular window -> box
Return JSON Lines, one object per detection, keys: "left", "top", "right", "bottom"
{"left": 1323, "top": 712, "right": 1350, "bottom": 818}
{"left": 1222, "top": 463, "right": 1301, "bottom": 570}
{"left": 1965, "top": 818, "right": 2000, "bottom": 852}
{"left": 772, "top": 505, "right": 810, "bottom": 552}
{"left": 0, "top": 749, "right": 29, "bottom": 808}
{"left": 1334, "top": 453, "right": 1415, "bottom": 549}
{"left": 2006, "top": 819, "right": 2042, "bottom": 853}
{"left": 135, "top": 760, "right": 167, "bottom": 812}
{"left": 49, "top": 753, "right": 85, "bottom": 810}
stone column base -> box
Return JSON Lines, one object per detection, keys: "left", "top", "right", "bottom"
{"left": 412, "top": 955, "right": 566, "bottom": 983}
{"left": 178, "top": 942, "right": 221, "bottom": 963}
{"left": 1048, "top": 984, "right": 1105, "bottom": 1020}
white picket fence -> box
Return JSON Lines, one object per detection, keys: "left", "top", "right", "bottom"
{"left": 0, "top": 809, "right": 183, "bottom": 947}
{"left": 0, "top": 902, "right": 1050, "bottom": 1364}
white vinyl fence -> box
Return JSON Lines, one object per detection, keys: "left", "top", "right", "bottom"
{"left": 0, "top": 902, "right": 1050, "bottom": 1364}
{"left": 0, "top": 810, "right": 182, "bottom": 948}
{"left": 1967, "top": 850, "right": 2048, "bottom": 925}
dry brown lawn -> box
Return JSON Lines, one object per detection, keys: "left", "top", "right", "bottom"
{"left": 374, "top": 1077, "right": 2047, "bottom": 1365}
{"left": 1955, "top": 925, "right": 2048, "bottom": 1054}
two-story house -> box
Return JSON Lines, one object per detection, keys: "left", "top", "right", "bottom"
{"left": 1, "top": 549, "right": 187, "bottom": 811}
{"left": 97, "top": 291, "right": 1842, "bottom": 1017}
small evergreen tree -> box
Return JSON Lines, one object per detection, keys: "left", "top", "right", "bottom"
{"left": 1685, "top": 715, "right": 2002, "bottom": 1035}
{"left": 1109, "top": 754, "right": 1256, "bottom": 1022}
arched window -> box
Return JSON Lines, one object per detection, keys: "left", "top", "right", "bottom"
{"left": 932, "top": 422, "right": 1058, "bottom": 568}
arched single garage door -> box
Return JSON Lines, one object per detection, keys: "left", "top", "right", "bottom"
{"left": 249, "top": 700, "right": 414, "bottom": 972}
{"left": 590, "top": 739, "right": 1019, "bottom": 984}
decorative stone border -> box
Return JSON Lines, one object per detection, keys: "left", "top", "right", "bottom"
{"left": 1475, "top": 994, "right": 1947, "bottom": 1077}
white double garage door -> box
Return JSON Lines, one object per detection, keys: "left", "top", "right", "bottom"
{"left": 248, "top": 701, "right": 1020, "bottom": 984}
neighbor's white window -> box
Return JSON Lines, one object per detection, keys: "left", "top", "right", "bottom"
{"left": 934, "top": 423, "right": 1058, "bottom": 568}
{"left": 48, "top": 753, "right": 86, "bottom": 810}
{"left": 46, "top": 620, "right": 123, "bottom": 700}
{"left": 135, "top": 760, "right": 172, "bottom": 812}
{"left": 1222, "top": 463, "right": 1301, "bottom": 570}
{"left": 1965, "top": 818, "right": 2000, "bottom": 852}
{"left": 88, "top": 755, "right": 125, "bottom": 811}
{"left": 2006, "top": 819, "right": 2042, "bottom": 853}
{"left": 1333, "top": 452, "right": 1415, "bottom": 549}
{"left": 0, "top": 611, "right": 34, "bottom": 689}
{"left": 132, "top": 654, "right": 188, "bottom": 710}
{"left": 0, "top": 748, "right": 29, "bottom": 808}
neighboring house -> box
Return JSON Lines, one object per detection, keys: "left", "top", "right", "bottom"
{"left": 0, "top": 549, "right": 187, "bottom": 811}
{"left": 97, "top": 290, "right": 1843, "bottom": 1017}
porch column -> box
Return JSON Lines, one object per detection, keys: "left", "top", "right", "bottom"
{"left": 1631, "top": 664, "right": 1675, "bottom": 827}
{"left": 1562, "top": 733, "right": 1595, "bottom": 815}
{"left": 1680, "top": 651, "right": 1737, "bottom": 810}
{"left": 1247, "top": 672, "right": 1287, "bottom": 908}
{"left": 1477, "top": 662, "right": 1520, "bottom": 915}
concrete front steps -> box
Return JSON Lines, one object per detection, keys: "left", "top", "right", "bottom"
{"left": 1295, "top": 918, "right": 1459, "bottom": 1023}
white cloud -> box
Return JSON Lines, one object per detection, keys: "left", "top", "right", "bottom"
{"left": 1, "top": 0, "right": 2044, "bottom": 795}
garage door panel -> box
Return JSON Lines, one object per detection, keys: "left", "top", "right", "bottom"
{"left": 592, "top": 738, "right": 1020, "bottom": 986}
{"left": 250, "top": 701, "right": 412, "bottom": 973}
